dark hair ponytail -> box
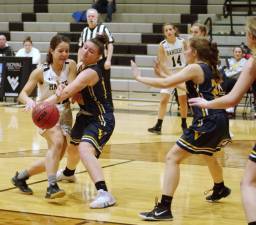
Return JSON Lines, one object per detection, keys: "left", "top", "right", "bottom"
{"left": 46, "top": 34, "right": 70, "bottom": 64}
{"left": 189, "top": 37, "right": 221, "bottom": 82}
{"left": 208, "top": 41, "right": 222, "bottom": 81}
{"left": 90, "top": 33, "right": 109, "bottom": 55}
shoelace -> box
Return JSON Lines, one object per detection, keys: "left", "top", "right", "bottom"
{"left": 154, "top": 196, "right": 159, "bottom": 207}
{"left": 204, "top": 188, "right": 213, "bottom": 195}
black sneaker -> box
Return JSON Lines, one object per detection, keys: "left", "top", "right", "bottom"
{"left": 45, "top": 183, "right": 65, "bottom": 199}
{"left": 205, "top": 186, "right": 231, "bottom": 202}
{"left": 139, "top": 202, "right": 173, "bottom": 221}
{"left": 148, "top": 126, "right": 161, "bottom": 135}
{"left": 11, "top": 172, "right": 33, "bottom": 195}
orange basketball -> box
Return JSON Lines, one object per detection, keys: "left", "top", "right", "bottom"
{"left": 32, "top": 102, "right": 60, "bottom": 129}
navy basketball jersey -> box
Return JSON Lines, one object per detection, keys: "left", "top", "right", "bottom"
{"left": 186, "top": 63, "right": 224, "bottom": 120}
{"left": 78, "top": 64, "right": 113, "bottom": 115}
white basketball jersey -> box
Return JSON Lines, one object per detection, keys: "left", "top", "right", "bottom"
{"left": 37, "top": 62, "right": 70, "bottom": 101}
{"left": 160, "top": 37, "right": 186, "bottom": 71}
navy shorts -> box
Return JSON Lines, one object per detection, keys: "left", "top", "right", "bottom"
{"left": 249, "top": 145, "right": 256, "bottom": 163}
{"left": 70, "top": 111, "right": 115, "bottom": 157}
{"left": 176, "top": 113, "right": 231, "bottom": 156}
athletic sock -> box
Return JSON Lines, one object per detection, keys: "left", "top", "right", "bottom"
{"left": 156, "top": 119, "right": 163, "bottom": 129}
{"left": 95, "top": 181, "right": 108, "bottom": 192}
{"left": 213, "top": 181, "right": 225, "bottom": 190}
{"left": 48, "top": 175, "right": 57, "bottom": 186}
{"left": 248, "top": 222, "right": 256, "bottom": 225}
{"left": 63, "top": 167, "right": 76, "bottom": 176}
{"left": 160, "top": 194, "right": 173, "bottom": 209}
{"left": 181, "top": 118, "right": 187, "bottom": 128}
{"left": 17, "top": 170, "right": 29, "bottom": 180}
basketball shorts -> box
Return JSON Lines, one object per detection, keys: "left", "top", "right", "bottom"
{"left": 176, "top": 112, "right": 231, "bottom": 156}
{"left": 70, "top": 111, "right": 115, "bottom": 158}
{"left": 160, "top": 85, "right": 186, "bottom": 96}
{"left": 249, "top": 145, "right": 256, "bottom": 163}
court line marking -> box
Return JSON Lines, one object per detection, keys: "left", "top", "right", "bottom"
{"left": 0, "top": 209, "right": 132, "bottom": 225}
{"left": 0, "top": 160, "right": 134, "bottom": 192}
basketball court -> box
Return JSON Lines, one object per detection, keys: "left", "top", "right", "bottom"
{"left": 0, "top": 100, "right": 254, "bottom": 225}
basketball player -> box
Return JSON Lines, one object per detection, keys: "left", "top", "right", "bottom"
{"left": 46, "top": 34, "right": 116, "bottom": 209}
{"left": 189, "top": 17, "right": 256, "bottom": 225}
{"left": 131, "top": 37, "right": 231, "bottom": 220}
{"left": 56, "top": 8, "right": 114, "bottom": 183}
{"left": 78, "top": 8, "right": 114, "bottom": 107}
{"left": 148, "top": 23, "right": 188, "bottom": 134}
{"left": 190, "top": 22, "right": 208, "bottom": 37}
{"left": 188, "top": 22, "right": 232, "bottom": 201}
{"left": 11, "top": 35, "right": 77, "bottom": 199}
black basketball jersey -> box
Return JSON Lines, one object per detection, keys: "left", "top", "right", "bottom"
{"left": 78, "top": 64, "right": 113, "bottom": 115}
{"left": 186, "top": 63, "right": 224, "bottom": 120}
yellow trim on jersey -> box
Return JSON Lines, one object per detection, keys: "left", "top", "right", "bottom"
{"left": 101, "top": 80, "right": 107, "bottom": 99}
{"left": 98, "top": 114, "right": 106, "bottom": 126}
{"left": 197, "top": 86, "right": 207, "bottom": 118}
{"left": 82, "top": 135, "right": 101, "bottom": 150}
{"left": 98, "top": 128, "right": 103, "bottom": 140}
{"left": 251, "top": 150, "right": 256, "bottom": 155}
{"left": 70, "top": 138, "right": 81, "bottom": 144}
{"left": 194, "top": 131, "right": 203, "bottom": 140}
{"left": 178, "top": 138, "right": 216, "bottom": 152}
{"left": 88, "top": 86, "right": 105, "bottom": 114}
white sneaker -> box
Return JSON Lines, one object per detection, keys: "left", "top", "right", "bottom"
{"left": 89, "top": 189, "right": 116, "bottom": 208}
{"left": 56, "top": 169, "right": 77, "bottom": 182}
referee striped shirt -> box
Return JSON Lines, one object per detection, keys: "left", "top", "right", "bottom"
{"left": 78, "top": 24, "right": 114, "bottom": 49}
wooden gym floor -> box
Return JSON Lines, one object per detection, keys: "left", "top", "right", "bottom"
{"left": 0, "top": 100, "right": 255, "bottom": 225}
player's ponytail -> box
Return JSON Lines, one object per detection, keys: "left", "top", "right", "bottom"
{"left": 189, "top": 37, "right": 221, "bottom": 82}
{"left": 90, "top": 33, "right": 109, "bottom": 56}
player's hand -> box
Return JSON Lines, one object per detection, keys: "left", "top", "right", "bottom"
{"left": 56, "top": 84, "right": 65, "bottom": 97}
{"left": 25, "top": 99, "right": 36, "bottom": 111}
{"left": 71, "top": 92, "right": 84, "bottom": 105}
{"left": 188, "top": 97, "right": 209, "bottom": 108}
{"left": 153, "top": 59, "right": 168, "bottom": 78}
{"left": 131, "top": 60, "right": 141, "bottom": 80}
{"left": 104, "top": 60, "right": 111, "bottom": 70}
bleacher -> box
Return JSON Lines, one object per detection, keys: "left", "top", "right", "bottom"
{"left": 0, "top": 0, "right": 252, "bottom": 103}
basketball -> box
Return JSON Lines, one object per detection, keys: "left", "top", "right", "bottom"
{"left": 32, "top": 102, "right": 60, "bottom": 129}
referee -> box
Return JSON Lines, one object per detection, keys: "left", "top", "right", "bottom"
{"left": 77, "top": 8, "right": 114, "bottom": 108}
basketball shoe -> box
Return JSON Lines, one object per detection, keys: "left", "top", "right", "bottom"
{"left": 56, "top": 168, "right": 77, "bottom": 182}
{"left": 148, "top": 125, "right": 161, "bottom": 134}
{"left": 139, "top": 201, "right": 173, "bottom": 221}
{"left": 11, "top": 172, "right": 33, "bottom": 195}
{"left": 45, "top": 183, "right": 65, "bottom": 199}
{"left": 205, "top": 186, "right": 231, "bottom": 202}
{"left": 89, "top": 189, "right": 116, "bottom": 208}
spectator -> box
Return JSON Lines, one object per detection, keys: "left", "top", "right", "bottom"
{"left": 92, "top": 0, "right": 116, "bottom": 22}
{"left": 221, "top": 46, "right": 248, "bottom": 114}
{"left": 16, "top": 36, "right": 41, "bottom": 65}
{"left": 240, "top": 42, "right": 252, "bottom": 59}
{"left": 0, "top": 34, "right": 15, "bottom": 98}
{"left": 0, "top": 34, "right": 15, "bottom": 56}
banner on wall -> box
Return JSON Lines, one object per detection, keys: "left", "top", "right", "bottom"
{"left": 0, "top": 57, "right": 33, "bottom": 98}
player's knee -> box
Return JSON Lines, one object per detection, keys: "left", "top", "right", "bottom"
{"left": 165, "top": 151, "right": 182, "bottom": 164}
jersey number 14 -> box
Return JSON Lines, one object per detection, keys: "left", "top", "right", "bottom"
{"left": 171, "top": 55, "right": 182, "bottom": 67}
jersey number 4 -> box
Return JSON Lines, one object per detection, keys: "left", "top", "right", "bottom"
{"left": 171, "top": 55, "right": 182, "bottom": 67}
